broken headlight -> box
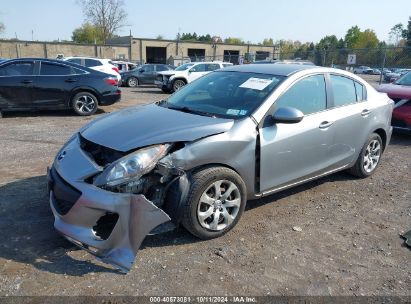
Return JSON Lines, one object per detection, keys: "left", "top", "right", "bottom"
{"left": 94, "top": 144, "right": 170, "bottom": 187}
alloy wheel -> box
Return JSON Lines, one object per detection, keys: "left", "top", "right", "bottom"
{"left": 363, "top": 139, "right": 381, "bottom": 173}
{"left": 74, "top": 95, "right": 96, "bottom": 114}
{"left": 197, "top": 180, "right": 241, "bottom": 231}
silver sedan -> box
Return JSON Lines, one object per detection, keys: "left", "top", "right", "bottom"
{"left": 48, "top": 64, "right": 393, "bottom": 272}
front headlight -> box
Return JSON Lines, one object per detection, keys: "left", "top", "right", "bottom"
{"left": 94, "top": 144, "right": 170, "bottom": 187}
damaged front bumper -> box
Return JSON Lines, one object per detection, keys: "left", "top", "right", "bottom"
{"left": 47, "top": 137, "right": 171, "bottom": 273}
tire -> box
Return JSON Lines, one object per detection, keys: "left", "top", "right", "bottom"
{"left": 348, "top": 133, "right": 383, "bottom": 178}
{"left": 172, "top": 79, "right": 186, "bottom": 92}
{"left": 71, "top": 92, "right": 98, "bottom": 116}
{"left": 127, "top": 77, "right": 139, "bottom": 87}
{"left": 181, "top": 166, "right": 247, "bottom": 240}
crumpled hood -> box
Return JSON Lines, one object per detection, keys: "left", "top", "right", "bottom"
{"left": 80, "top": 103, "right": 234, "bottom": 152}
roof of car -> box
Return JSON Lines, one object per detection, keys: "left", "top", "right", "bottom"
{"left": 222, "top": 63, "right": 316, "bottom": 76}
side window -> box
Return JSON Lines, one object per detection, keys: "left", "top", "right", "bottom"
{"left": 206, "top": 64, "right": 220, "bottom": 71}
{"left": 143, "top": 65, "right": 154, "bottom": 72}
{"left": 330, "top": 75, "right": 357, "bottom": 107}
{"left": 40, "top": 62, "right": 72, "bottom": 75}
{"left": 156, "top": 65, "right": 168, "bottom": 72}
{"left": 0, "top": 62, "right": 34, "bottom": 76}
{"left": 354, "top": 81, "right": 365, "bottom": 101}
{"left": 275, "top": 74, "right": 327, "bottom": 115}
{"left": 67, "top": 58, "right": 82, "bottom": 65}
{"left": 190, "top": 64, "right": 206, "bottom": 72}
{"left": 84, "top": 59, "right": 101, "bottom": 67}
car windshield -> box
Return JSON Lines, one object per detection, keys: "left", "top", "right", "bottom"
{"left": 175, "top": 63, "right": 194, "bottom": 71}
{"left": 394, "top": 72, "right": 411, "bottom": 86}
{"left": 160, "top": 71, "right": 284, "bottom": 119}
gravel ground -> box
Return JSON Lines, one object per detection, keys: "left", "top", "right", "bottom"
{"left": 0, "top": 83, "right": 410, "bottom": 297}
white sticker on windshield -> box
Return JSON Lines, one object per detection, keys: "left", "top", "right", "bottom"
{"left": 239, "top": 78, "right": 273, "bottom": 90}
{"left": 227, "top": 109, "right": 240, "bottom": 115}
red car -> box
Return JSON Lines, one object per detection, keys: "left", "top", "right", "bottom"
{"left": 377, "top": 71, "right": 411, "bottom": 132}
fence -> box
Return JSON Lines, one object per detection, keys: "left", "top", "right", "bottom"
{"left": 279, "top": 46, "right": 411, "bottom": 83}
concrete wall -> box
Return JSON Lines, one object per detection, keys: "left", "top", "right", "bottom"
{"left": 0, "top": 38, "right": 278, "bottom": 63}
{"left": 0, "top": 40, "right": 130, "bottom": 60}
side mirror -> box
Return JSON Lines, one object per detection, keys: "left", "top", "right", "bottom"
{"left": 272, "top": 107, "right": 304, "bottom": 124}
{"left": 139, "top": 69, "right": 145, "bottom": 73}
{"left": 188, "top": 69, "right": 193, "bottom": 73}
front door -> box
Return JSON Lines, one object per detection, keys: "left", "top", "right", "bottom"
{"left": 33, "top": 61, "right": 78, "bottom": 107}
{"left": 259, "top": 74, "right": 333, "bottom": 192}
{"left": 0, "top": 61, "right": 35, "bottom": 109}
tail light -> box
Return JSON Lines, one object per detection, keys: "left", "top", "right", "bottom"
{"left": 105, "top": 77, "right": 118, "bottom": 86}
{"left": 112, "top": 67, "right": 120, "bottom": 74}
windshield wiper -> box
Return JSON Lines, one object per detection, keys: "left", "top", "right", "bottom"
{"left": 167, "top": 105, "right": 216, "bottom": 117}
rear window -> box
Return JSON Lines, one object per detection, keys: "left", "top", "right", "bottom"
{"left": 330, "top": 75, "right": 357, "bottom": 107}
{"left": 85, "top": 59, "right": 101, "bottom": 67}
{"left": 40, "top": 62, "right": 72, "bottom": 75}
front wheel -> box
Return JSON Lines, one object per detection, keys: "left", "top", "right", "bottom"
{"left": 127, "top": 77, "right": 139, "bottom": 87}
{"left": 182, "top": 167, "right": 247, "bottom": 240}
{"left": 71, "top": 92, "right": 98, "bottom": 116}
{"left": 172, "top": 79, "right": 186, "bottom": 92}
{"left": 348, "top": 133, "right": 383, "bottom": 178}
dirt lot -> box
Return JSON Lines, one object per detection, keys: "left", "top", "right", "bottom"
{"left": 0, "top": 84, "right": 410, "bottom": 297}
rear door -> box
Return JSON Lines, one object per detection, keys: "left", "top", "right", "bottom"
{"left": 324, "top": 74, "right": 371, "bottom": 168}
{"left": 0, "top": 60, "right": 35, "bottom": 109}
{"left": 33, "top": 61, "right": 79, "bottom": 108}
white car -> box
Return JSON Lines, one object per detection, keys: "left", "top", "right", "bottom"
{"left": 155, "top": 61, "right": 233, "bottom": 93}
{"left": 63, "top": 57, "right": 121, "bottom": 82}
{"left": 353, "top": 66, "right": 373, "bottom": 74}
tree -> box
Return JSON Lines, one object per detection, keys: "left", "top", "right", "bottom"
{"left": 316, "top": 35, "right": 339, "bottom": 50}
{"left": 389, "top": 23, "right": 404, "bottom": 46}
{"left": 79, "top": 0, "right": 128, "bottom": 44}
{"left": 0, "top": 21, "right": 4, "bottom": 35}
{"left": 262, "top": 38, "right": 274, "bottom": 46}
{"left": 404, "top": 16, "right": 411, "bottom": 47}
{"left": 156, "top": 35, "right": 164, "bottom": 40}
{"left": 353, "top": 29, "right": 379, "bottom": 49}
{"left": 344, "top": 26, "right": 361, "bottom": 48}
{"left": 224, "top": 37, "right": 245, "bottom": 44}
{"left": 72, "top": 22, "right": 104, "bottom": 44}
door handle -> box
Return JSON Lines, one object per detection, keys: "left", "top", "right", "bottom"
{"left": 361, "top": 109, "right": 371, "bottom": 116}
{"left": 65, "top": 79, "right": 77, "bottom": 83}
{"left": 319, "top": 121, "right": 334, "bottom": 129}
{"left": 21, "top": 80, "right": 33, "bottom": 84}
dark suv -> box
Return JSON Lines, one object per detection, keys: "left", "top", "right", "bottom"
{"left": 0, "top": 58, "right": 121, "bottom": 116}
{"left": 120, "top": 64, "right": 174, "bottom": 87}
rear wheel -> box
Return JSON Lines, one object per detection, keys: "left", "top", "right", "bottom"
{"left": 349, "top": 133, "right": 383, "bottom": 178}
{"left": 71, "top": 92, "right": 98, "bottom": 116}
{"left": 182, "top": 166, "right": 247, "bottom": 240}
{"left": 172, "top": 79, "right": 186, "bottom": 92}
{"left": 127, "top": 77, "right": 139, "bottom": 87}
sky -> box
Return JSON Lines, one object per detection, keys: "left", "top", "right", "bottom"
{"left": 0, "top": 0, "right": 410, "bottom": 44}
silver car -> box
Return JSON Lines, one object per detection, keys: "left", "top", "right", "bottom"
{"left": 48, "top": 64, "right": 393, "bottom": 272}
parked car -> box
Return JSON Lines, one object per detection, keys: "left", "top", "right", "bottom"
{"left": 353, "top": 66, "right": 373, "bottom": 74}
{"left": 384, "top": 68, "right": 411, "bottom": 83}
{"left": 48, "top": 64, "right": 393, "bottom": 272}
{"left": 155, "top": 61, "right": 233, "bottom": 93}
{"left": 63, "top": 57, "right": 121, "bottom": 82}
{"left": 120, "top": 64, "right": 174, "bottom": 87}
{"left": 377, "top": 71, "right": 411, "bottom": 132}
{"left": 0, "top": 58, "right": 121, "bottom": 116}
{"left": 112, "top": 60, "right": 139, "bottom": 73}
